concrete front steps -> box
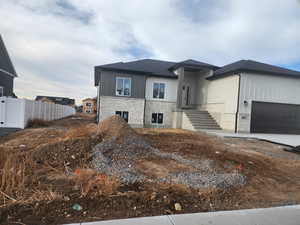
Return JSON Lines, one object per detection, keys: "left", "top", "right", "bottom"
{"left": 184, "top": 110, "right": 221, "bottom": 131}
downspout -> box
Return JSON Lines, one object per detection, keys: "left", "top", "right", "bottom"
{"left": 143, "top": 76, "right": 147, "bottom": 128}
{"left": 235, "top": 74, "right": 241, "bottom": 133}
{"left": 96, "top": 70, "right": 101, "bottom": 123}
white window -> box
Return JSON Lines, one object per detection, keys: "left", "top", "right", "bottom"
{"left": 153, "top": 83, "right": 165, "bottom": 99}
{"left": 152, "top": 113, "right": 163, "bottom": 124}
{"left": 116, "top": 77, "right": 131, "bottom": 96}
{"left": 0, "top": 87, "right": 3, "bottom": 97}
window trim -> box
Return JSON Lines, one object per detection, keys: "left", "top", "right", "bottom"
{"left": 152, "top": 82, "right": 165, "bottom": 99}
{"left": 116, "top": 77, "right": 132, "bottom": 97}
{"left": 151, "top": 113, "right": 164, "bottom": 125}
{"left": 0, "top": 86, "right": 4, "bottom": 97}
{"left": 115, "top": 111, "right": 129, "bottom": 122}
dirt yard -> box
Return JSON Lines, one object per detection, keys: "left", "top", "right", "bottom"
{"left": 0, "top": 114, "right": 300, "bottom": 225}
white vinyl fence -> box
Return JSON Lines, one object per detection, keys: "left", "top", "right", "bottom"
{"left": 0, "top": 97, "right": 75, "bottom": 129}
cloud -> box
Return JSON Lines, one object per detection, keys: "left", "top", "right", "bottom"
{"left": 1, "top": 0, "right": 300, "bottom": 104}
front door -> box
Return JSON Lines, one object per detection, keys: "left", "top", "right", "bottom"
{"left": 182, "top": 85, "right": 191, "bottom": 108}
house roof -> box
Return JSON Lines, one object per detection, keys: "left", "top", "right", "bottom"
{"left": 96, "top": 59, "right": 177, "bottom": 78}
{"left": 209, "top": 60, "right": 300, "bottom": 79}
{"left": 95, "top": 58, "right": 300, "bottom": 85}
{"left": 35, "top": 96, "right": 75, "bottom": 105}
{"left": 82, "top": 98, "right": 96, "bottom": 102}
{"left": 169, "top": 59, "right": 219, "bottom": 71}
{"left": 0, "top": 34, "right": 17, "bottom": 77}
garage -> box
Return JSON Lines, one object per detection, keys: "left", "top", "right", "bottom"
{"left": 251, "top": 101, "right": 300, "bottom": 134}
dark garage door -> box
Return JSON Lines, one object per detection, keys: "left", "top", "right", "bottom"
{"left": 251, "top": 101, "right": 300, "bottom": 134}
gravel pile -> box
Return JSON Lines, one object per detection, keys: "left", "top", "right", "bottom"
{"left": 92, "top": 116, "right": 246, "bottom": 189}
{"left": 158, "top": 172, "right": 245, "bottom": 189}
{"left": 92, "top": 134, "right": 155, "bottom": 184}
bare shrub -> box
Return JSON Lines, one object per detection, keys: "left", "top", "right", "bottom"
{"left": 27, "top": 119, "right": 50, "bottom": 128}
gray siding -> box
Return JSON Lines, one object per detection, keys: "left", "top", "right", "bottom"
{"left": 0, "top": 35, "right": 17, "bottom": 76}
{"left": 98, "top": 70, "right": 146, "bottom": 99}
{"left": 0, "top": 71, "right": 14, "bottom": 96}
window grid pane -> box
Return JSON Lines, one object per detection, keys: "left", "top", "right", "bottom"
{"left": 116, "top": 78, "right": 123, "bottom": 96}
{"left": 153, "top": 83, "right": 159, "bottom": 98}
{"left": 123, "top": 111, "right": 129, "bottom": 122}
{"left": 158, "top": 113, "right": 163, "bottom": 124}
{"left": 152, "top": 113, "right": 157, "bottom": 123}
{"left": 124, "top": 79, "right": 131, "bottom": 96}
{"left": 159, "top": 83, "right": 165, "bottom": 99}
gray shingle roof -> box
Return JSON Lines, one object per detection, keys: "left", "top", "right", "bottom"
{"left": 96, "top": 59, "right": 177, "bottom": 78}
{"left": 209, "top": 60, "right": 300, "bottom": 79}
{"left": 0, "top": 34, "right": 17, "bottom": 77}
{"left": 169, "top": 59, "right": 219, "bottom": 70}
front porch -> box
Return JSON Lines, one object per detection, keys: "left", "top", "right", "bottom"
{"left": 172, "top": 61, "right": 222, "bottom": 131}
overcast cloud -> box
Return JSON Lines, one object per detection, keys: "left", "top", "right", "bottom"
{"left": 1, "top": 0, "right": 300, "bottom": 104}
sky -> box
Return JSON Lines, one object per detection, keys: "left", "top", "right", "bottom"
{"left": 1, "top": 0, "right": 300, "bottom": 105}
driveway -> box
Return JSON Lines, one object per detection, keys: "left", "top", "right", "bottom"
{"left": 67, "top": 205, "right": 300, "bottom": 225}
{"left": 204, "top": 131, "right": 300, "bottom": 147}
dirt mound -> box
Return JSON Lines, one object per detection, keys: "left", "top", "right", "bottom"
{"left": 32, "top": 136, "right": 101, "bottom": 170}
{"left": 98, "top": 115, "right": 137, "bottom": 140}
{"left": 92, "top": 116, "right": 245, "bottom": 189}
{"left": 1, "top": 115, "right": 300, "bottom": 225}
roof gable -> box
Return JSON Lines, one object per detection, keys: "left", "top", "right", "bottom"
{"left": 169, "top": 59, "right": 219, "bottom": 70}
{"left": 0, "top": 35, "right": 17, "bottom": 77}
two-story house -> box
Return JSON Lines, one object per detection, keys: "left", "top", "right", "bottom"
{"left": 94, "top": 59, "right": 300, "bottom": 134}
{"left": 0, "top": 34, "right": 17, "bottom": 97}
{"left": 82, "top": 98, "right": 97, "bottom": 114}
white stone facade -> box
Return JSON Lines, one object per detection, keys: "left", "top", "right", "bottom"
{"left": 144, "top": 100, "right": 176, "bottom": 128}
{"left": 99, "top": 96, "right": 145, "bottom": 127}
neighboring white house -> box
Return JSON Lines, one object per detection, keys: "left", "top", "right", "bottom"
{"left": 94, "top": 59, "right": 300, "bottom": 134}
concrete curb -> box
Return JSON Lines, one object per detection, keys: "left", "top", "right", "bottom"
{"left": 66, "top": 204, "right": 300, "bottom": 225}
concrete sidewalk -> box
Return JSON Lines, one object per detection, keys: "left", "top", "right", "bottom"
{"left": 204, "top": 131, "right": 300, "bottom": 147}
{"left": 68, "top": 205, "right": 300, "bottom": 225}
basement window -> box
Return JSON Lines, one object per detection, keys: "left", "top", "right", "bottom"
{"left": 116, "top": 77, "right": 131, "bottom": 96}
{"left": 153, "top": 83, "right": 165, "bottom": 99}
{"left": 152, "top": 113, "right": 163, "bottom": 124}
{"left": 116, "top": 111, "right": 129, "bottom": 122}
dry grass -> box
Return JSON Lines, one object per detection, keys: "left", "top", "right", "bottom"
{"left": 27, "top": 190, "right": 65, "bottom": 203}
{"left": 72, "top": 169, "right": 120, "bottom": 196}
{"left": 0, "top": 154, "right": 25, "bottom": 197}
{"left": 64, "top": 124, "right": 98, "bottom": 139}
{"left": 26, "top": 119, "right": 50, "bottom": 128}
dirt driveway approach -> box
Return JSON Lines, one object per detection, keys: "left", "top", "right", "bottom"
{"left": 0, "top": 114, "right": 300, "bottom": 225}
